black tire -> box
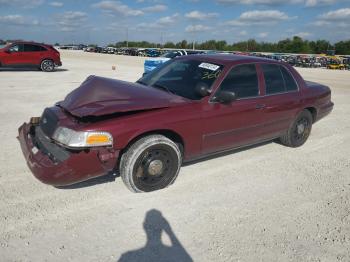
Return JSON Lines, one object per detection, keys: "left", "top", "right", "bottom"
{"left": 120, "top": 135, "right": 182, "bottom": 193}
{"left": 40, "top": 59, "right": 55, "bottom": 72}
{"left": 279, "top": 110, "right": 313, "bottom": 147}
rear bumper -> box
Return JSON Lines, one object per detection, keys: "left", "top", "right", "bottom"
{"left": 18, "top": 122, "right": 119, "bottom": 186}
{"left": 55, "top": 61, "right": 62, "bottom": 67}
{"left": 316, "top": 101, "right": 334, "bottom": 122}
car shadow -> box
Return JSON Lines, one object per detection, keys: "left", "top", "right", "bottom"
{"left": 117, "top": 209, "right": 193, "bottom": 262}
{"left": 56, "top": 140, "right": 275, "bottom": 189}
{"left": 0, "top": 68, "right": 68, "bottom": 72}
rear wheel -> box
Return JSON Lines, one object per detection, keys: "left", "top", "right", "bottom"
{"left": 280, "top": 110, "right": 313, "bottom": 147}
{"left": 40, "top": 59, "right": 55, "bottom": 72}
{"left": 120, "top": 135, "right": 182, "bottom": 193}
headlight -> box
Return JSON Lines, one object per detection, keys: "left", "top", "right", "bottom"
{"left": 52, "top": 127, "right": 113, "bottom": 148}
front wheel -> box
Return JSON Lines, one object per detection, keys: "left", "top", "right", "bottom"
{"left": 279, "top": 110, "right": 313, "bottom": 147}
{"left": 120, "top": 135, "right": 182, "bottom": 193}
{"left": 40, "top": 59, "right": 55, "bottom": 72}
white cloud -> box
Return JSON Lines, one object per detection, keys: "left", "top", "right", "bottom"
{"left": 313, "top": 8, "right": 350, "bottom": 27}
{"left": 294, "top": 32, "right": 311, "bottom": 38}
{"left": 0, "top": 15, "right": 26, "bottom": 25}
{"left": 55, "top": 11, "right": 87, "bottom": 32}
{"left": 224, "top": 10, "right": 291, "bottom": 26}
{"left": 216, "top": 0, "right": 339, "bottom": 6}
{"left": 142, "top": 4, "right": 167, "bottom": 12}
{"left": 92, "top": 1, "right": 144, "bottom": 16}
{"left": 185, "top": 10, "right": 218, "bottom": 20}
{"left": 318, "top": 8, "right": 350, "bottom": 21}
{"left": 185, "top": 24, "right": 211, "bottom": 33}
{"left": 0, "top": 14, "right": 39, "bottom": 25}
{"left": 239, "top": 30, "right": 247, "bottom": 36}
{"left": 0, "top": 0, "right": 44, "bottom": 8}
{"left": 49, "top": 1, "right": 63, "bottom": 7}
{"left": 136, "top": 13, "right": 179, "bottom": 30}
{"left": 216, "top": 0, "right": 301, "bottom": 5}
{"left": 305, "top": 0, "right": 338, "bottom": 6}
{"left": 258, "top": 32, "right": 269, "bottom": 38}
{"left": 157, "top": 13, "right": 180, "bottom": 25}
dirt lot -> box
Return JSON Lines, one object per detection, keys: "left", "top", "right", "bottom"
{"left": 1, "top": 50, "right": 349, "bottom": 262}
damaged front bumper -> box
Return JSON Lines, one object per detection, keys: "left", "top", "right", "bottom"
{"left": 17, "top": 121, "right": 119, "bottom": 186}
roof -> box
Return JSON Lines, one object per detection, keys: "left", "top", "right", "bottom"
{"left": 10, "top": 41, "right": 49, "bottom": 46}
{"left": 178, "top": 53, "right": 276, "bottom": 65}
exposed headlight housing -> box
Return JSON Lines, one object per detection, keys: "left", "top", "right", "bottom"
{"left": 52, "top": 127, "right": 113, "bottom": 148}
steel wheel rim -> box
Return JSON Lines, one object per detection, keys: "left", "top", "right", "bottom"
{"left": 293, "top": 117, "right": 311, "bottom": 142}
{"left": 132, "top": 145, "right": 178, "bottom": 191}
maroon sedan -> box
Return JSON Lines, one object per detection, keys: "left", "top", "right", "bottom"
{"left": 18, "top": 55, "right": 333, "bottom": 192}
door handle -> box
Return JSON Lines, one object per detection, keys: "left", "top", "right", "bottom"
{"left": 255, "top": 104, "right": 266, "bottom": 109}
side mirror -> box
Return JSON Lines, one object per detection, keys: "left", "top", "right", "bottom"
{"left": 195, "top": 82, "right": 211, "bottom": 97}
{"left": 215, "top": 90, "right": 237, "bottom": 104}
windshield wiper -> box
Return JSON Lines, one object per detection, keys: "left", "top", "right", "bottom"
{"left": 136, "top": 80, "right": 147, "bottom": 86}
{"left": 152, "top": 83, "right": 175, "bottom": 95}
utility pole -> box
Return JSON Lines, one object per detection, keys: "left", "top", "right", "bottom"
{"left": 126, "top": 27, "right": 129, "bottom": 48}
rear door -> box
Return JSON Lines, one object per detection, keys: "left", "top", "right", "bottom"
{"left": 2, "top": 44, "right": 24, "bottom": 65}
{"left": 202, "top": 63, "right": 267, "bottom": 154}
{"left": 256, "top": 63, "right": 302, "bottom": 138}
{"left": 23, "top": 44, "right": 47, "bottom": 65}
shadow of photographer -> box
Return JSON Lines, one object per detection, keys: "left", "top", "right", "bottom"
{"left": 118, "top": 209, "right": 193, "bottom": 262}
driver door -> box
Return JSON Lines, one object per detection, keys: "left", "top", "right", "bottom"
{"left": 2, "top": 44, "right": 25, "bottom": 65}
{"left": 202, "top": 63, "right": 266, "bottom": 154}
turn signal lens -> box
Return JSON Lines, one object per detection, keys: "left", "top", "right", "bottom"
{"left": 86, "top": 133, "right": 112, "bottom": 145}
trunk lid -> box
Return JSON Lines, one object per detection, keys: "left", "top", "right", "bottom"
{"left": 58, "top": 75, "right": 188, "bottom": 117}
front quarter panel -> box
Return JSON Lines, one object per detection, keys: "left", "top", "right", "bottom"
{"left": 80, "top": 102, "right": 204, "bottom": 160}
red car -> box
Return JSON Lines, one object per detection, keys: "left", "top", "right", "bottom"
{"left": 18, "top": 55, "right": 333, "bottom": 192}
{"left": 0, "top": 41, "right": 61, "bottom": 72}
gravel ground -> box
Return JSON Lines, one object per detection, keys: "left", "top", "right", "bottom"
{"left": 1, "top": 50, "right": 349, "bottom": 262}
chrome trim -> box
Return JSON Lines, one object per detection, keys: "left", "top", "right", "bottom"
{"left": 209, "top": 61, "right": 300, "bottom": 105}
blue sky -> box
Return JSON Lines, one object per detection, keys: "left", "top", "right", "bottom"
{"left": 0, "top": 0, "right": 349, "bottom": 45}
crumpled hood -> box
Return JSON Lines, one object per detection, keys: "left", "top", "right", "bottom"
{"left": 58, "top": 75, "right": 188, "bottom": 117}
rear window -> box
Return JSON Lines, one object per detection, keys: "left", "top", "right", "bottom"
{"left": 262, "top": 64, "right": 298, "bottom": 94}
{"left": 280, "top": 66, "right": 298, "bottom": 91}
{"left": 24, "top": 44, "right": 47, "bottom": 52}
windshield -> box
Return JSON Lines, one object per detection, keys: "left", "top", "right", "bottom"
{"left": 0, "top": 43, "right": 11, "bottom": 49}
{"left": 137, "top": 59, "right": 223, "bottom": 100}
{"left": 162, "top": 52, "right": 179, "bottom": 59}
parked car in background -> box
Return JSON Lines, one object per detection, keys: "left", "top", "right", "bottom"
{"left": 18, "top": 54, "right": 333, "bottom": 193}
{"left": 0, "top": 41, "right": 61, "bottom": 72}
{"left": 144, "top": 50, "right": 204, "bottom": 74}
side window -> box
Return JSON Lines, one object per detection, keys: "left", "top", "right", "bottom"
{"left": 24, "top": 44, "right": 45, "bottom": 52}
{"left": 39, "top": 45, "right": 48, "bottom": 51}
{"left": 261, "top": 64, "right": 285, "bottom": 94}
{"left": 280, "top": 66, "right": 298, "bottom": 91}
{"left": 218, "top": 64, "right": 259, "bottom": 99}
{"left": 9, "top": 44, "right": 24, "bottom": 52}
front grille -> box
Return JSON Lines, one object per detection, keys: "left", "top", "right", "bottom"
{"left": 33, "top": 126, "right": 70, "bottom": 162}
{"left": 40, "top": 107, "right": 59, "bottom": 137}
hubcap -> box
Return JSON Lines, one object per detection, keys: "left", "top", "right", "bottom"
{"left": 293, "top": 117, "right": 310, "bottom": 142}
{"left": 148, "top": 159, "right": 163, "bottom": 176}
{"left": 297, "top": 123, "right": 305, "bottom": 135}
